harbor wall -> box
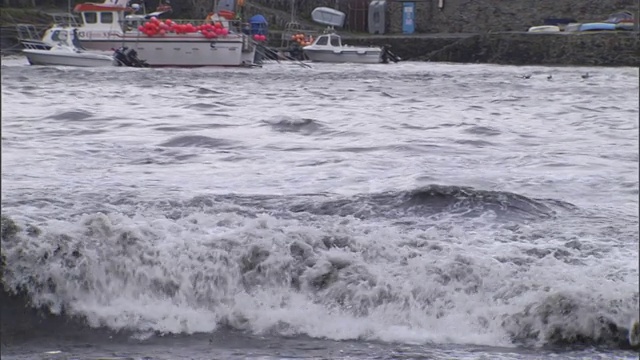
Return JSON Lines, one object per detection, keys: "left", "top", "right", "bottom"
{"left": 336, "top": 32, "right": 640, "bottom": 67}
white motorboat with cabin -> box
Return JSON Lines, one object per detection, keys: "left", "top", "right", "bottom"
{"left": 22, "top": 27, "right": 116, "bottom": 67}
{"left": 36, "top": 0, "right": 258, "bottom": 67}
{"left": 24, "top": 45, "right": 116, "bottom": 67}
{"left": 19, "top": 25, "right": 148, "bottom": 67}
{"left": 302, "top": 7, "right": 399, "bottom": 64}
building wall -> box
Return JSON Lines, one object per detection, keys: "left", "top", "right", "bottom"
{"left": 387, "top": 0, "right": 639, "bottom": 34}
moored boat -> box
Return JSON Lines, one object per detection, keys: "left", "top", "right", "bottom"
{"left": 302, "top": 7, "right": 399, "bottom": 64}
{"left": 23, "top": 45, "right": 116, "bottom": 67}
{"left": 22, "top": 27, "right": 148, "bottom": 67}
{"left": 36, "top": 0, "right": 258, "bottom": 67}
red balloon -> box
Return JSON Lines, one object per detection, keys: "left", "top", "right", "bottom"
{"left": 165, "top": 19, "right": 172, "bottom": 25}
{"left": 159, "top": 29, "right": 166, "bottom": 36}
{"left": 214, "top": 22, "right": 223, "bottom": 29}
{"left": 221, "top": 28, "right": 229, "bottom": 36}
{"left": 138, "top": 25, "right": 144, "bottom": 31}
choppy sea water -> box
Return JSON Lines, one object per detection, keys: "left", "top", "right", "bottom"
{"left": 1, "top": 56, "right": 638, "bottom": 360}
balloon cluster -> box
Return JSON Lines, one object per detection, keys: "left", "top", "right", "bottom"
{"left": 137, "top": 16, "right": 230, "bottom": 38}
{"left": 291, "top": 33, "right": 314, "bottom": 46}
{"left": 252, "top": 34, "right": 267, "bottom": 42}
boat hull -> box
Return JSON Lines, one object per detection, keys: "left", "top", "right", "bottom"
{"left": 23, "top": 49, "right": 115, "bottom": 67}
{"left": 303, "top": 48, "right": 382, "bottom": 64}
{"left": 75, "top": 34, "right": 257, "bottom": 67}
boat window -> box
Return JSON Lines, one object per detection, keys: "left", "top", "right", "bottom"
{"left": 84, "top": 12, "right": 98, "bottom": 24}
{"left": 330, "top": 35, "right": 341, "bottom": 47}
{"left": 101, "top": 12, "right": 114, "bottom": 24}
{"left": 50, "top": 30, "right": 61, "bottom": 42}
{"left": 315, "top": 36, "right": 328, "bottom": 46}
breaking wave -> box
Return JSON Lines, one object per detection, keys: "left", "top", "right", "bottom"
{"left": 1, "top": 185, "right": 637, "bottom": 350}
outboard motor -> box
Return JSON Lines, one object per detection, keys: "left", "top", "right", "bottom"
{"left": 113, "top": 47, "right": 149, "bottom": 67}
{"left": 381, "top": 45, "right": 401, "bottom": 64}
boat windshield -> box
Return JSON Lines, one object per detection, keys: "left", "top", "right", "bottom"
{"left": 329, "top": 35, "right": 341, "bottom": 47}
{"left": 315, "top": 35, "right": 329, "bottom": 46}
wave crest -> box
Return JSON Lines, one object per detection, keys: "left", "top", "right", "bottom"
{"left": 1, "top": 206, "right": 636, "bottom": 351}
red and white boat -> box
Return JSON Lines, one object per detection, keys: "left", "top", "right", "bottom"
{"left": 38, "top": 0, "right": 258, "bottom": 67}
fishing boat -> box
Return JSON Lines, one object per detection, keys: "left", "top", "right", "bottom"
{"left": 302, "top": 7, "right": 399, "bottom": 64}
{"left": 36, "top": 0, "right": 258, "bottom": 67}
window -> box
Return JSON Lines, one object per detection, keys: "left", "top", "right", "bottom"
{"left": 100, "top": 12, "right": 113, "bottom": 24}
{"left": 315, "top": 36, "right": 328, "bottom": 46}
{"left": 51, "top": 30, "right": 67, "bottom": 42}
{"left": 330, "top": 36, "right": 341, "bottom": 47}
{"left": 84, "top": 12, "right": 97, "bottom": 24}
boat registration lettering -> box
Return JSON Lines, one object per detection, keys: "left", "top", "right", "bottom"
{"left": 77, "top": 31, "right": 119, "bottom": 39}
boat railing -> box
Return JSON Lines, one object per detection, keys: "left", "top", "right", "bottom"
{"left": 16, "top": 24, "right": 43, "bottom": 41}
{"left": 21, "top": 41, "right": 52, "bottom": 50}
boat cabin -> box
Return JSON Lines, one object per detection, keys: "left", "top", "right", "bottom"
{"left": 72, "top": 0, "right": 134, "bottom": 31}
{"left": 313, "top": 34, "right": 342, "bottom": 47}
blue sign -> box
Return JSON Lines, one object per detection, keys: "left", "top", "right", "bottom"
{"left": 402, "top": 2, "right": 415, "bottom": 34}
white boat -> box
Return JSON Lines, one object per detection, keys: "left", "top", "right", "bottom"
{"left": 22, "top": 27, "right": 116, "bottom": 67}
{"left": 36, "top": 0, "right": 257, "bottom": 67}
{"left": 21, "top": 26, "right": 148, "bottom": 67}
{"left": 302, "top": 7, "right": 398, "bottom": 64}
{"left": 24, "top": 45, "right": 116, "bottom": 67}
{"left": 527, "top": 25, "right": 561, "bottom": 33}
{"left": 303, "top": 32, "right": 385, "bottom": 64}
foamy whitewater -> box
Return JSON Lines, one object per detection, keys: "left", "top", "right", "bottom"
{"left": 1, "top": 56, "right": 638, "bottom": 359}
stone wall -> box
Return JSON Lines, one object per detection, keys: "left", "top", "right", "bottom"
{"left": 342, "top": 32, "right": 640, "bottom": 66}
{"left": 386, "top": 0, "right": 638, "bottom": 34}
